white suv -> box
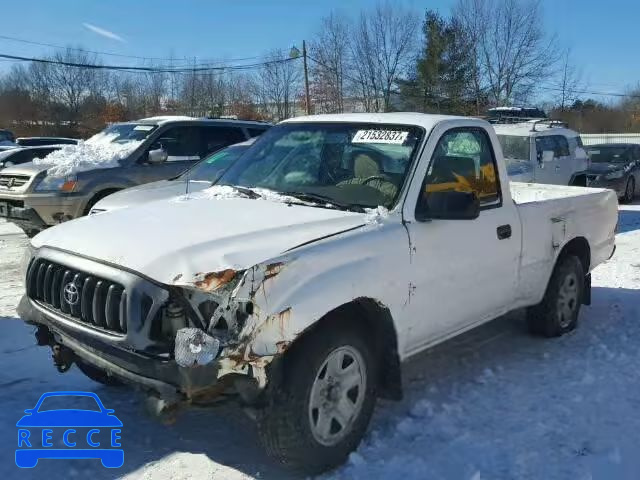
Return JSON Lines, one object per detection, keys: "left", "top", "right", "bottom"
{"left": 494, "top": 120, "right": 589, "bottom": 185}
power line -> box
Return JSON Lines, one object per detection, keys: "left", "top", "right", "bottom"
{"left": 0, "top": 34, "right": 271, "bottom": 66}
{"left": 0, "top": 51, "right": 298, "bottom": 75}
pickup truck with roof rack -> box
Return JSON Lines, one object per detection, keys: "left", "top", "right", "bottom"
{"left": 17, "top": 113, "right": 617, "bottom": 474}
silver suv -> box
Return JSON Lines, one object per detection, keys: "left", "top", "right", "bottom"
{"left": 0, "top": 116, "right": 269, "bottom": 236}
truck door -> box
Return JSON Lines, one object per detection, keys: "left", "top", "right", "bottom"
{"left": 403, "top": 126, "right": 521, "bottom": 353}
{"left": 552, "top": 135, "right": 575, "bottom": 185}
{"left": 533, "top": 135, "right": 564, "bottom": 184}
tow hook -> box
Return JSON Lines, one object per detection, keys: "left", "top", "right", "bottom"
{"left": 35, "top": 325, "right": 53, "bottom": 346}
{"left": 51, "top": 344, "right": 75, "bottom": 373}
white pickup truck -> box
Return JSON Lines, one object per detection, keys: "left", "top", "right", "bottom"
{"left": 18, "top": 113, "right": 617, "bottom": 473}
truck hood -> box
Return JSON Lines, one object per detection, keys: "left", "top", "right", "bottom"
{"left": 33, "top": 196, "right": 368, "bottom": 285}
{"left": 92, "top": 180, "right": 211, "bottom": 212}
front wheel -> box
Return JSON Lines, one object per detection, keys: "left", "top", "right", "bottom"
{"left": 257, "top": 322, "right": 377, "bottom": 474}
{"left": 527, "top": 255, "right": 584, "bottom": 337}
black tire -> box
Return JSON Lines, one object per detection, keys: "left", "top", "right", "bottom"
{"left": 527, "top": 255, "right": 584, "bottom": 337}
{"left": 623, "top": 176, "right": 635, "bottom": 204}
{"left": 83, "top": 189, "right": 119, "bottom": 215}
{"left": 257, "top": 321, "right": 377, "bottom": 474}
{"left": 76, "top": 360, "right": 125, "bottom": 387}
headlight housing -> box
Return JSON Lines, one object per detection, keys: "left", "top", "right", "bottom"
{"left": 34, "top": 174, "right": 78, "bottom": 193}
{"left": 605, "top": 170, "right": 624, "bottom": 180}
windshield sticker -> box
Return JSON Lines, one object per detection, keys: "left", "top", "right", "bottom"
{"left": 352, "top": 129, "right": 409, "bottom": 145}
{"left": 133, "top": 125, "right": 154, "bottom": 131}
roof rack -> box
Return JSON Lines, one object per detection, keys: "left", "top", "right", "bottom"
{"left": 530, "top": 119, "right": 568, "bottom": 131}
{"left": 487, "top": 115, "right": 546, "bottom": 125}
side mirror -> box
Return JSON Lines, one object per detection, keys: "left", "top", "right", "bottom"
{"left": 415, "top": 190, "right": 480, "bottom": 221}
{"left": 148, "top": 148, "right": 168, "bottom": 164}
{"left": 541, "top": 150, "right": 554, "bottom": 163}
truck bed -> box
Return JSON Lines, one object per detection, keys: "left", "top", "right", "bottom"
{"left": 510, "top": 182, "right": 618, "bottom": 304}
{"left": 510, "top": 182, "right": 612, "bottom": 204}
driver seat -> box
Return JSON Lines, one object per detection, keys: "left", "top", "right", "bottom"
{"left": 338, "top": 153, "right": 398, "bottom": 200}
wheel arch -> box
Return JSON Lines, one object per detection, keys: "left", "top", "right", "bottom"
{"left": 283, "top": 297, "right": 402, "bottom": 401}
{"left": 83, "top": 188, "right": 121, "bottom": 215}
{"left": 558, "top": 236, "right": 591, "bottom": 274}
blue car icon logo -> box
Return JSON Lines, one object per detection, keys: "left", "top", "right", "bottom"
{"left": 16, "top": 391, "right": 123, "bottom": 468}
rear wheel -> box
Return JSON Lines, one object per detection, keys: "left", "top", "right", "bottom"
{"left": 623, "top": 176, "right": 635, "bottom": 204}
{"left": 76, "top": 360, "right": 125, "bottom": 387}
{"left": 527, "top": 255, "right": 584, "bottom": 337}
{"left": 257, "top": 321, "right": 377, "bottom": 474}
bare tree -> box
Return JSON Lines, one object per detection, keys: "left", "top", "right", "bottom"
{"left": 455, "top": 0, "right": 558, "bottom": 106}
{"left": 310, "top": 12, "right": 351, "bottom": 113}
{"left": 350, "top": 2, "right": 419, "bottom": 112}
{"left": 556, "top": 48, "right": 583, "bottom": 111}
{"left": 257, "top": 50, "right": 301, "bottom": 120}
{"left": 452, "top": 0, "right": 488, "bottom": 113}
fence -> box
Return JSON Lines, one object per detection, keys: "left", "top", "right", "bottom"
{"left": 581, "top": 133, "right": 640, "bottom": 146}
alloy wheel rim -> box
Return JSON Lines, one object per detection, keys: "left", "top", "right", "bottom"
{"left": 557, "top": 272, "right": 579, "bottom": 328}
{"left": 308, "top": 345, "right": 366, "bottom": 446}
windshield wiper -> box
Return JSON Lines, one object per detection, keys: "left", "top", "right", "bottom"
{"left": 281, "top": 191, "right": 367, "bottom": 213}
{"left": 230, "top": 185, "right": 262, "bottom": 199}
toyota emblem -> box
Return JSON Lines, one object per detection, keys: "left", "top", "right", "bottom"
{"left": 63, "top": 282, "right": 79, "bottom": 306}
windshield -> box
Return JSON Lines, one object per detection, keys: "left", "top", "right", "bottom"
{"left": 497, "top": 134, "right": 530, "bottom": 161}
{"left": 179, "top": 144, "right": 249, "bottom": 182}
{"left": 86, "top": 123, "right": 157, "bottom": 146}
{"left": 587, "top": 146, "right": 632, "bottom": 163}
{"left": 217, "top": 123, "right": 423, "bottom": 210}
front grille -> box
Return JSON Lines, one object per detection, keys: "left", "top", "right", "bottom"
{"left": 27, "top": 258, "right": 127, "bottom": 334}
{"left": 0, "top": 174, "right": 30, "bottom": 188}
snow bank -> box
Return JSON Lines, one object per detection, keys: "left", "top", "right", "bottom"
{"left": 33, "top": 135, "right": 141, "bottom": 177}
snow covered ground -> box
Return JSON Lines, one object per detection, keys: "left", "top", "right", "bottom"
{"left": 1, "top": 202, "right": 639, "bottom": 480}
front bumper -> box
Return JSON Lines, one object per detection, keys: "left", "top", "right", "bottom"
{"left": 0, "top": 201, "right": 48, "bottom": 232}
{"left": 0, "top": 192, "right": 89, "bottom": 229}
{"left": 18, "top": 295, "right": 223, "bottom": 400}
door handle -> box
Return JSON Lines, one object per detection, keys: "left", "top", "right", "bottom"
{"left": 497, "top": 224, "right": 512, "bottom": 240}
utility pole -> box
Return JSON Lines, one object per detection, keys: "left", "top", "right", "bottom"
{"left": 303, "top": 40, "right": 311, "bottom": 115}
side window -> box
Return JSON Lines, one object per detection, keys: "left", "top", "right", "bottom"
{"left": 201, "top": 127, "right": 245, "bottom": 155}
{"left": 247, "top": 127, "right": 268, "bottom": 138}
{"left": 535, "top": 136, "right": 553, "bottom": 160}
{"left": 153, "top": 127, "right": 202, "bottom": 161}
{"left": 422, "top": 128, "right": 500, "bottom": 206}
{"left": 553, "top": 136, "right": 570, "bottom": 157}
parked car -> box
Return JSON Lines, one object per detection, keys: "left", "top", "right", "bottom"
{"left": 18, "top": 113, "right": 617, "bottom": 474}
{"left": 494, "top": 119, "right": 589, "bottom": 185}
{"left": 0, "top": 146, "right": 62, "bottom": 170}
{"left": 0, "top": 128, "right": 16, "bottom": 145}
{"left": 0, "top": 116, "right": 270, "bottom": 236}
{"left": 16, "top": 137, "right": 79, "bottom": 147}
{"left": 89, "top": 138, "right": 255, "bottom": 214}
{"left": 585, "top": 143, "right": 639, "bottom": 203}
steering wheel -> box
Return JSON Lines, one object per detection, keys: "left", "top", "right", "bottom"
{"left": 362, "top": 175, "right": 391, "bottom": 185}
